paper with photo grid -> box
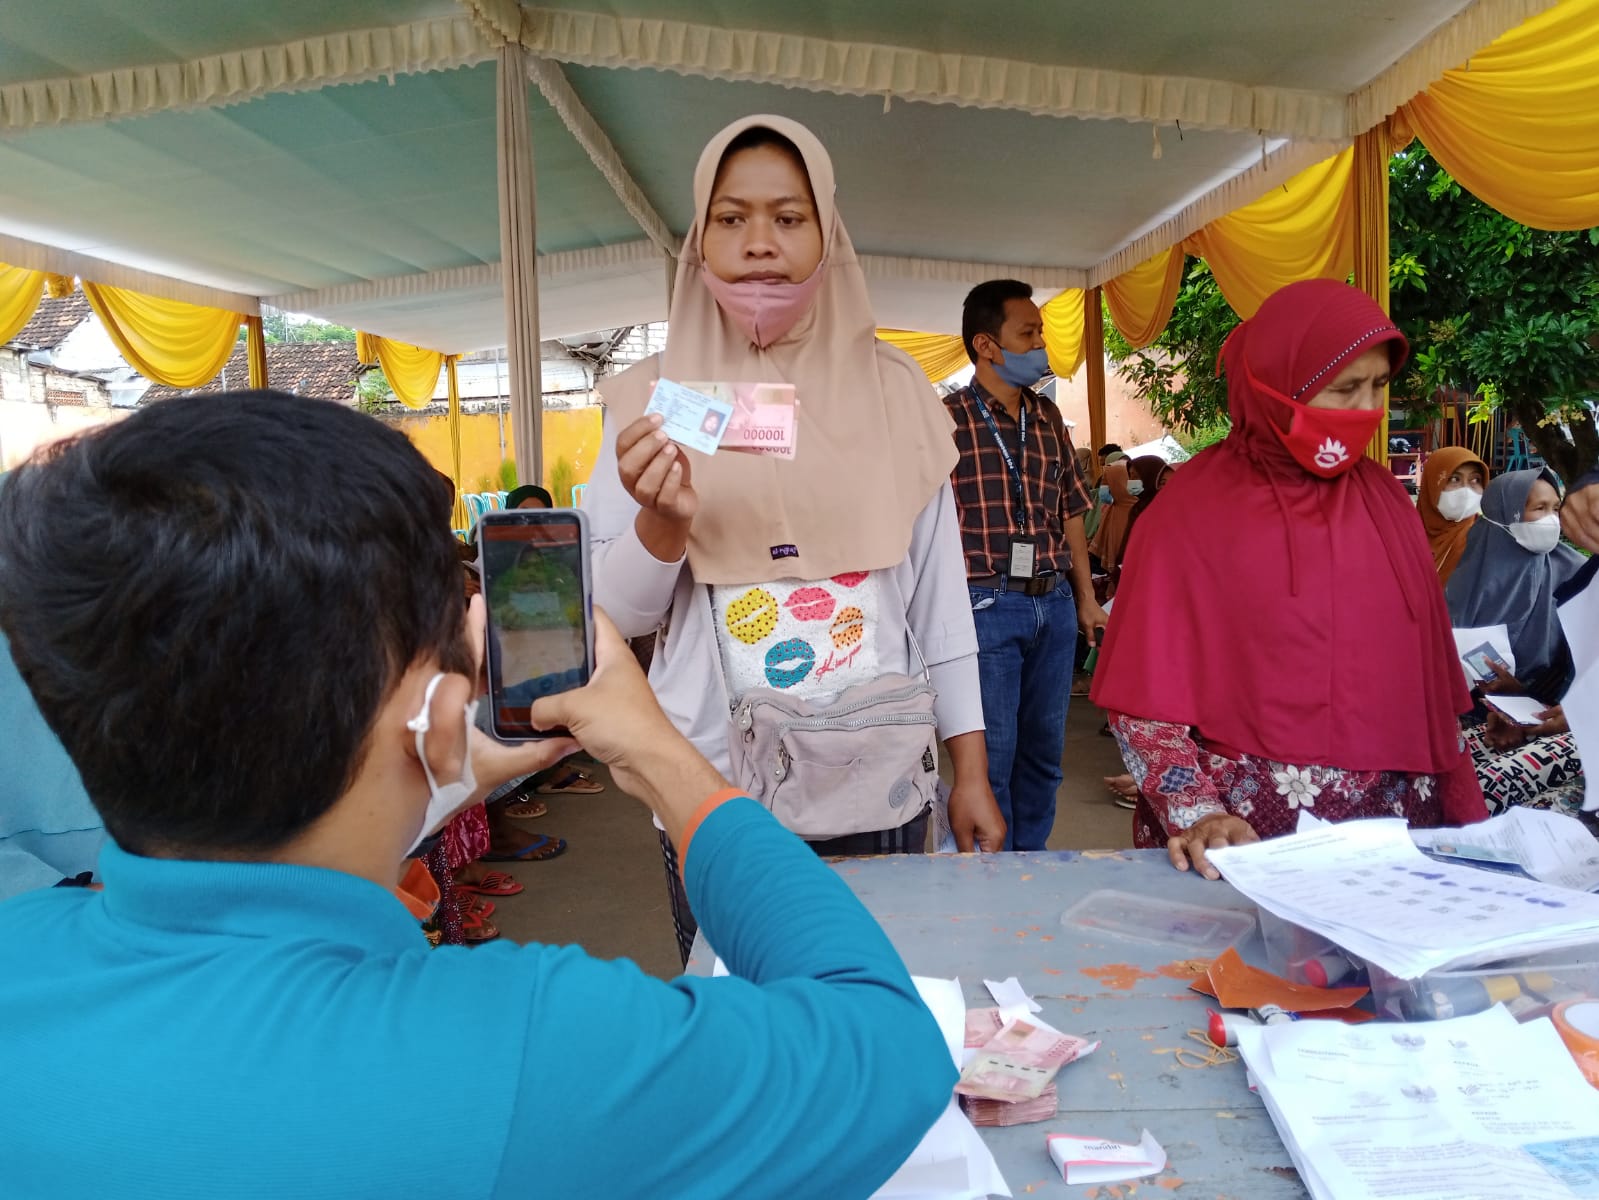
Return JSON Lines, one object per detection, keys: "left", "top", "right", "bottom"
{"left": 1207, "top": 818, "right": 1599, "bottom": 979}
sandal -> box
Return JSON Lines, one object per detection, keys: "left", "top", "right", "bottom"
{"left": 1105, "top": 774, "right": 1140, "bottom": 811}
{"left": 455, "top": 894, "right": 495, "bottom": 919}
{"left": 502, "top": 797, "right": 550, "bottom": 821}
{"left": 454, "top": 870, "right": 523, "bottom": 897}
{"left": 481, "top": 833, "right": 568, "bottom": 863}
{"left": 535, "top": 767, "right": 604, "bottom": 796}
{"left": 460, "top": 907, "right": 500, "bottom": 943}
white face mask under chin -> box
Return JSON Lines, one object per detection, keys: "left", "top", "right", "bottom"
{"left": 1505, "top": 514, "right": 1562, "bottom": 555}
{"left": 405, "top": 672, "right": 479, "bottom": 856}
{"left": 1436, "top": 487, "right": 1482, "bottom": 523}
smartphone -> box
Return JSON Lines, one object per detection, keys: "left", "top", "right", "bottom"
{"left": 478, "top": 508, "right": 594, "bottom": 740}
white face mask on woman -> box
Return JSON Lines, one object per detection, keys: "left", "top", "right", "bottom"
{"left": 1505, "top": 514, "right": 1563, "bottom": 555}
{"left": 1436, "top": 487, "right": 1483, "bottom": 523}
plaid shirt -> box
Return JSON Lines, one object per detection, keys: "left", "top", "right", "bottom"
{"left": 945, "top": 381, "right": 1091, "bottom": 578}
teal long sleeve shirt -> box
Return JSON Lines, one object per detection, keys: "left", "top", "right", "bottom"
{"left": 0, "top": 796, "right": 955, "bottom": 1198}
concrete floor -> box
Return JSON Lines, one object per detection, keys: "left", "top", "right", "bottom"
{"left": 488, "top": 698, "right": 1134, "bottom": 978}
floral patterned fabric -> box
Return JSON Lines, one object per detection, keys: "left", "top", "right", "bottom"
{"left": 441, "top": 802, "right": 491, "bottom": 872}
{"left": 1108, "top": 713, "right": 1445, "bottom": 847}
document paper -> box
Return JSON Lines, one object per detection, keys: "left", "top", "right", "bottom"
{"left": 1207, "top": 819, "right": 1599, "bottom": 978}
{"left": 1235, "top": 1006, "right": 1599, "bottom": 1199}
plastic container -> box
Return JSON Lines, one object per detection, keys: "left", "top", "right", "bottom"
{"left": 1368, "top": 951, "right": 1599, "bottom": 1022}
{"left": 1060, "top": 889, "right": 1255, "bottom": 955}
{"left": 1257, "top": 909, "right": 1368, "bottom": 988}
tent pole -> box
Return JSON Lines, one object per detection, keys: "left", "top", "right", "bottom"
{"left": 1354, "top": 123, "right": 1391, "bottom": 466}
{"left": 245, "top": 314, "right": 268, "bottom": 389}
{"left": 1084, "top": 286, "right": 1107, "bottom": 481}
{"left": 498, "top": 42, "right": 543, "bottom": 488}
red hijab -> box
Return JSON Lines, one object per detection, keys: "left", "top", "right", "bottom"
{"left": 1091, "top": 281, "right": 1479, "bottom": 815}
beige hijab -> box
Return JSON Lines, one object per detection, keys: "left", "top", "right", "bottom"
{"left": 600, "top": 114, "right": 957, "bottom": 586}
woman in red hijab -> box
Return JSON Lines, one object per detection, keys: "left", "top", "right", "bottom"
{"left": 1090, "top": 280, "right": 1486, "bottom": 879}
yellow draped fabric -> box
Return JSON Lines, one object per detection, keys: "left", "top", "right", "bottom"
{"left": 43, "top": 273, "right": 73, "bottom": 299}
{"left": 1103, "top": 247, "right": 1185, "bottom": 349}
{"left": 81, "top": 282, "right": 242, "bottom": 389}
{"left": 877, "top": 291, "right": 1085, "bottom": 384}
{"left": 876, "top": 329, "right": 970, "bottom": 382}
{"left": 1041, "top": 288, "right": 1086, "bottom": 381}
{"left": 356, "top": 332, "right": 445, "bottom": 410}
{"left": 1183, "top": 149, "right": 1356, "bottom": 320}
{"left": 1397, "top": 0, "right": 1599, "bottom": 231}
{"left": 0, "top": 263, "right": 48, "bottom": 345}
{"left": 445, "top": 355, "right": 467, "bottom": 530}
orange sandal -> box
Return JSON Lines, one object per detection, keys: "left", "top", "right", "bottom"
{"left": 455, "top": 870, "right": 523, "bottom": 897}
{"left": 459, "top": 906, "right": 500, "bottom": 944}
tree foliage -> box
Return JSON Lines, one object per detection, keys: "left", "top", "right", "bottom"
{"left": 1103, "top": 259, "right": 1236, "bottom": 434}
{"left": 1388, "top": 143, "right": 1599, "bottom": 483}
{"left": 1105, "top": 146, "right": 1599, "bottom": 481}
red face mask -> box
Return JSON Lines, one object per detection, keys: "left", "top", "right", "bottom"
{"left": 1244, "top": 357, "right": 1385, "bottom": 479}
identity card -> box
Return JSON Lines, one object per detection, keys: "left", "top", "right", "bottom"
{"left": 645, "top": 378, "right": 736, "bottom": 455}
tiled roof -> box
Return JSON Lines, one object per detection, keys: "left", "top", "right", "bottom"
{"left": 140, "top": 341, "right": 363, "bottom": 403}
{"left": 10, "top": 292, "right": 91, "bottom": 349}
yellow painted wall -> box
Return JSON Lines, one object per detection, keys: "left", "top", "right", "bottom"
{"left": 389, "top": 406, "right": 604, "bottom": 503}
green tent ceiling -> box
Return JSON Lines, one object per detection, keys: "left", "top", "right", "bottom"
{"left": 0, "top": 0, "right": 1553, "bottom": 352}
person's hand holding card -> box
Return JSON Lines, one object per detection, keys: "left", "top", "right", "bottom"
{"left": 644, "top": 379, "right": 735, "bottom": 456}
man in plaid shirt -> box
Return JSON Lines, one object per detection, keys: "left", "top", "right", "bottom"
{"left": 945, "top": 280, "right": 1109, "bottom": 850}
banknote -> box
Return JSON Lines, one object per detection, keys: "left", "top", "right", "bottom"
{"left": 954, "top": 1019, "right": 1099, "bottom": 1103}
{"left": 684, "top": 381, "right": 797, "bottom": 459}
{"left": 960, "top": 1082, "right": 1058, "bottom": 1127}
{"left": 645, "top": 378, "right": 735, "bottom": 455}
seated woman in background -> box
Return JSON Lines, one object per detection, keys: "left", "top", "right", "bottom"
{"left": 1122, "top": 454, "right": 1175, "bottom": 557}
{"left": 1447, "top": 468, "right": 1587, "bottom": 815}
{"left": 1078, "top": 448, "right": 1103, "bottom": 540}
{"left": 1091, "top": 280, "right": 1486, "bottom": 879}
{"left": 1417, "top": 447, "right": 1489, "bottom": 583}
{"left": 1087, "top": 457, "right": 1139, "bottom": 595}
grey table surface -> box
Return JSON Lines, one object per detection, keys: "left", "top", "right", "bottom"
{"left": 688, "top": 848, "right": 1309, "bottom": 1200}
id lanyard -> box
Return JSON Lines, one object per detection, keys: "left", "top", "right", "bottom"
{"left": 970, "top": 387, "right": 1028, "bottom": 535}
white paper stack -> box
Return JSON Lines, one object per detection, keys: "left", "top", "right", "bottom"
{"left": 1208, "top": 819, "right": 1599, "bottom": 979}
{"left": 1235, "top": 1006, "right": 1599, "bottom": 1200}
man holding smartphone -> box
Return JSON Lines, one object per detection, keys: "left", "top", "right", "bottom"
{"left": 0, "top": 393, "right": 953, "bottom": 1198}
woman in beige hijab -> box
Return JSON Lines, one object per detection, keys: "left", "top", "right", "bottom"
{"left": 1088, "top": 457, "right": 1138, "bottom": 592}
{"left": 585, "top": 115, "right": 1004, "bottom": 961}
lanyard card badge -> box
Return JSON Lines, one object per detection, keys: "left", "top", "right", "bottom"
{"left": 1008, "top": 536, "right": 1037, "bottom": 580}
{"left": 686, "top": 381, "right": 798, "bottom": 460}
{"left": 972, "top": 388, "right": 1036, "bottom": 580}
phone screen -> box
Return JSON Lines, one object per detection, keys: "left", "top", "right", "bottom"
{"left": 479, "top": 509, "right": 593, "bottom": 739}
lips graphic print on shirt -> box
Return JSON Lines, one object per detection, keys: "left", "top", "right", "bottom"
{"left": 712, "top": 573, "right": 881, "bottom": 701}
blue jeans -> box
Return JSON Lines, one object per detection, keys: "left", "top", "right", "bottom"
{"left": 971, "top": 584, "right": 1077, "bottom": 851}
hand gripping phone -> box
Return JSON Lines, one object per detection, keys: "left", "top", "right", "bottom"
{"left": 477, "top": 508, "right": 594, "bottom": 740}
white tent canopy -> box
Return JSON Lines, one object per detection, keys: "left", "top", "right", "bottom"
{"left": 0, "top": 0, "right": 1550, "bottom": 351}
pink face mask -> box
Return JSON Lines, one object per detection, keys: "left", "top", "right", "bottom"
{"left": 700, "top": 264, "right": 825, "bottom": 349}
